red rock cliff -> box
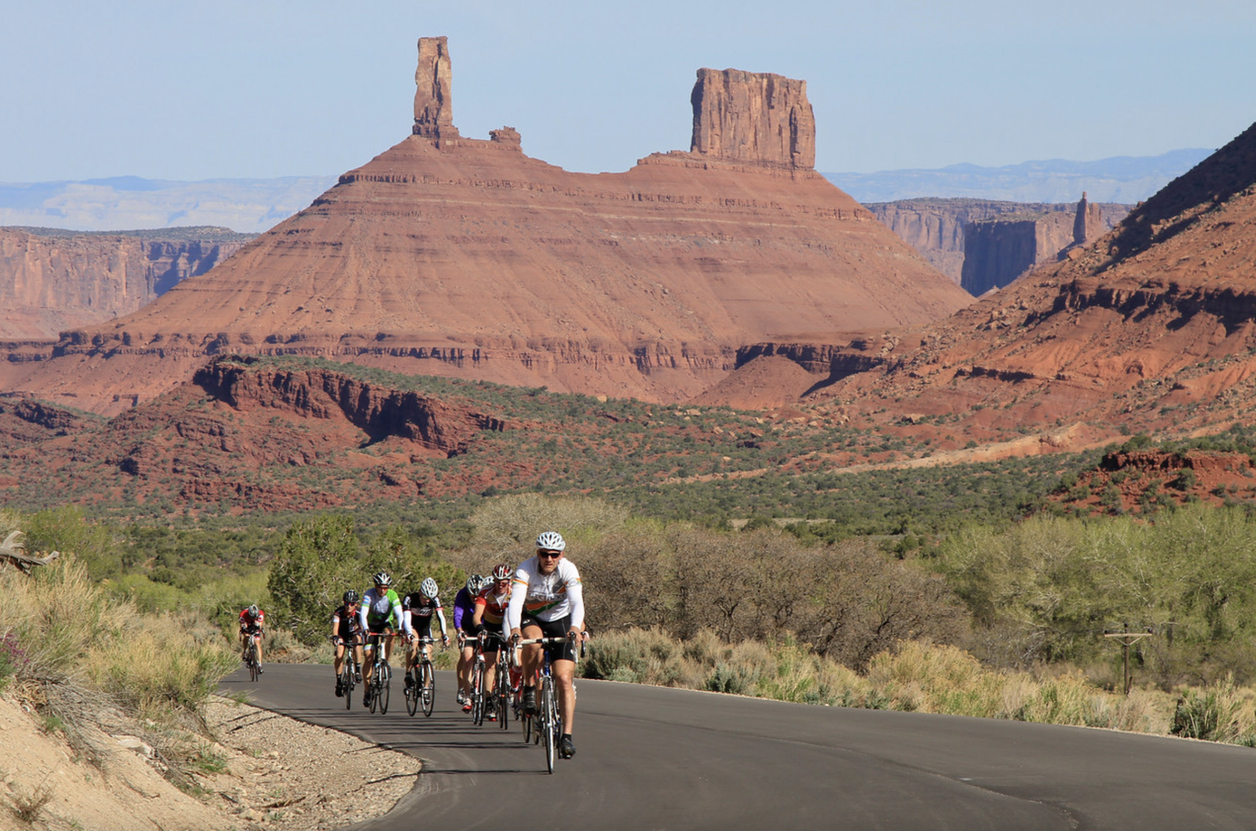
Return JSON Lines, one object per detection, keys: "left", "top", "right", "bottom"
{"left": 689, "top": 68, "right": 815, "bottom": 169}
{"left": 0, "top": 227, "right": 250, "bottom": 340}
{"left": 3, "top": 37, "right": 968, "bottom": 416}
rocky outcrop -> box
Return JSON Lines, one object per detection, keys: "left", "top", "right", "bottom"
{"left": 0, "top": 227, "right": 251, "bottom": 340}
{"left": 194, "top": 356, "right": 505, "bottom": 455}
{"left": 3, "top": 36, "right": 968, "bottom": 416}
{"left": 797, "top": 118, "right": 1256, "bottom": 441}
{"left": 413, "top": 36, "right": 458, "bottom": 141}
{"left": 689, "top": 68, "right": 815, "bottom": 169}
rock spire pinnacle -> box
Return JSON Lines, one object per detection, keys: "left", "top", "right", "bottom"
{"left": 413, "top": 36, "right": 459, "bottom": 140}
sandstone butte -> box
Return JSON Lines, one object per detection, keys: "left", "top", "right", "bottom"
{"left": 0, "top": 36, "right": 970, "bottom": 418}
{"left": 711, "top": 116, "right": 1256, "bottom": 449}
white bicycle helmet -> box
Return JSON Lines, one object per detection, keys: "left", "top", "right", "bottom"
{"left": 535, "top": 531, "right": 566, "bottom": 551}
{"left": 491, "top": 563, "right": 513, "bottom": 581}
{"left": 373, "top": 571, "right": 392, "bottom": 588}
{"left": 466, "top": 574, "right": 484, "bottom": 594}
{"left": 420, "top": 577, "right": 439, "bottom": 599}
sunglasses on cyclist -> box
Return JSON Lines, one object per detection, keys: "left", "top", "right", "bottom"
{"left": 537, "top": 550, "right": 563, "bottom": 559}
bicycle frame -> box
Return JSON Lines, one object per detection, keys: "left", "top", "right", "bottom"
{"left": 514, "top": 636, "right": 575, "bottom": 773}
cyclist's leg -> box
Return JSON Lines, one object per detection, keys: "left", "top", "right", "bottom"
{"left": 363, "top": 635, "right": 377, "bottom": 690}
{"left": 519, "top": 622, "right": 544, "bottom": 712}
{"left": 483, "top": 641, "right": 499, "bottom": 697}
{"left": 553, "top": 656, "right": 577, "bottom": 734}
{"left": 254, "top": 630, "right": 264, "bottom": 665}
{"left": 458, "top": 632, "right": 476, "bottom": 697}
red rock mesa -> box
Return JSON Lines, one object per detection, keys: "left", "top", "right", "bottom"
{"left": 2, "top": 36, "right": 968, "bottom": 415}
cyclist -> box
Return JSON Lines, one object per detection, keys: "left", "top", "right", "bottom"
{"left": 330, "top": 590, "right": 365, "bottom": 697}
{"left": 507, "top": 531, "right": 584, "bottom": 759}
{"left": 453, "top": 574, "right": 484, "bottom": 711}
{"left": 238, "top": 604, "right": 265, "bottom": 673}
{"left": 403, "top": 577, "right": 450, "bottom": 692}
{"left": 471, "top": 564, "right": 514, "bottom": 720}
{"left": 358, "top": 572, "right": 403, "bottom": 705}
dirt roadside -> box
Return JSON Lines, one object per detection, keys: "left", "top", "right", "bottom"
{"left": 0, "top": 693, "right": 420, "bottom": 831}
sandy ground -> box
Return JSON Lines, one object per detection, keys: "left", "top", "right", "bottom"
{"left": 0, "top": 693, "right": 419, "bottom": 831}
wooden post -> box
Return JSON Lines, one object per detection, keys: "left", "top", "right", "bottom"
{"left": 1103, "top": 622, "right": 1155, "bottom": 695}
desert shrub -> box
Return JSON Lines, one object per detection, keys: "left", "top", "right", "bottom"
{"left": 1170, "top": 675, "right": 1256, "bottom": 743}
{"left": 583, "top": 627, "right": 686, "bottom": 686}
{"left": 86, "top": 610, "right": 236, "bottom": 728}
{"left": 266, "top": 515, "right": 455, "bottom": 644}
{"left": 865, "top": 641, "right": 1009, "bottom": 717}
{"left": 459, "top": 492, "right": 630, "bottom": 568}
{"left": 936, "top": 504, "right": 1256, "bottom": 682}
{"left": 22, "top": 506, "right": 123, "bottom": 578}
{"left": 577, "top": 523, "right": 968, "bottom": 671}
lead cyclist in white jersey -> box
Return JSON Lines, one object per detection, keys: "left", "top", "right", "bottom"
{"left": 507, "top": 531, "right": 585, "bottom": 760}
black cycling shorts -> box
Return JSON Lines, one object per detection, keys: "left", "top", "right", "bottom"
{"left": 410, "top": 616, "right": 435, "bottom": 639}
{"left": 364, "top": 620, "right": 395, "bottom": 644}
{"left": 477, "top": 631, "right": 508, "bottom": 655}
{"left": 520, "top": 613, "right": 577, "bottom": 662}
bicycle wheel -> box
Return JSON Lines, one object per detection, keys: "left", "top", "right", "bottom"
{"left": 541, "top": 678, "right": 556, "bottom": 773}
{"left": 471, "top": 661, "right": 485, "bottom": 726}
{"left": 378, "top": 663, "right": 391, "bottom": 715}
{"left": 421, "top": 661, "right": 435, "bottom": 717}
{"left": 368, "top": 665, "right": 379, "bottom": 714}
{"left": 248, "top": 642, "right": 260, "bottom": 683}
{"left": 342, "top": 666, "right": 353, "bottom": 710}
{"left": 495, "top": 664, "right": 510, "bottom": 729}
{"left": 405, "top": 664, "right": 419, "bottom": 716}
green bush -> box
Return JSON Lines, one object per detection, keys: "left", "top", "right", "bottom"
{"left": 1170, "top": 675, "right": 1254, "bottom": 743}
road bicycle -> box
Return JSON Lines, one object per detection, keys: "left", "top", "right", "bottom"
{"left": 493, "top": 643, "right": 513, "bottom": 730}
{"left": 332, "top": 636, "right": 362, "bottom": 711}
{"left": 405, "top": 636, "right": 442, "bottom": 717}
{"left": 364, "top": 633, "right": 393, "bottom": 715}
{"left": 242, "top": 632, "right": 261, "bottom": 683}
{"left": 515, "top": 635, "right": 577, "bottom": 773}
{"left": 468, "top": 633, "right": 488, "bottom": 726}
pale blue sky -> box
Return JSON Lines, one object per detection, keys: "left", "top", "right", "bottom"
{"left": 3, "top": 0, "right": 1252, "bottom": 182}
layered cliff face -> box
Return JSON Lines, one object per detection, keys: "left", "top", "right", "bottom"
{"left": 736, "top": 118, "right": 1256, "bottom": 444}
{"left": 0, "top": 356, "right": 508, "bottom": 512}
{"left": 3, "top": 37, "right": 968, "bottom": 416}
{"left": 865, "top": 198, "right": 1129, "bottom": 290}
{"left": 689, "top": 68, "right": 815, "bottom": 169}
{"left": 959, "top": 194, "right": 1116, "bottom": 295}
{"left": 0, "top": 227, "right": 251, "bottom": 339}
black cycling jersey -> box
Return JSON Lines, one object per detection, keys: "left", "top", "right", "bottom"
{"left": 332, "top": 604, "right": 363, "bottom": 641}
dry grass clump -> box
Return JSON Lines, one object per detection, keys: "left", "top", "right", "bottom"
{"left": 586, "top": 629, "right": 1232, "bottom": 739}
{"left": 0, "top": 556, "right": 237, "bottom": 786}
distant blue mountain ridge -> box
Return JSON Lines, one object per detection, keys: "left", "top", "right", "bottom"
{"left": 822, "top": 148, "right": 1212, "bottom": 204}
{"left": 0, "top": 150, "right": 1213, "bottom": 233}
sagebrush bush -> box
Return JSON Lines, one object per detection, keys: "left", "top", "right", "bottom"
{"left": 582, "top": 629, "right": 1188, "bottom": 738}
{"left": 1170, "top": 675, "right": 1256, "bottom": 743}
{"left": 0, "top": 556, "right": 235, "bottom": 731}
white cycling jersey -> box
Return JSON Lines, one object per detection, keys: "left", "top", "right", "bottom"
{"left": 505, "top": 556, "right": 584, "bottom": 636}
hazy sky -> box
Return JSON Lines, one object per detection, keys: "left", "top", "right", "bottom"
{"left": 4, "top": 0, "right": 1252, "bottom": 182}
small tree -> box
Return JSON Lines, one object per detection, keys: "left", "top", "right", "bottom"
{"left": 267, "top": 515, "right": 359, "bottom": 643}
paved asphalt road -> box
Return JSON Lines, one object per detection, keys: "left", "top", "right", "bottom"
{"left": 222, "top": 664, "right": 1256, "bottom": 830}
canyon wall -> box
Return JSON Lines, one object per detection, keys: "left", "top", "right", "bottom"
{"left": 865, "top": 197, "right": 1129, "bottom": 293}
{"left": 0, "top": 227, "right": 252, "bottom": 339}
